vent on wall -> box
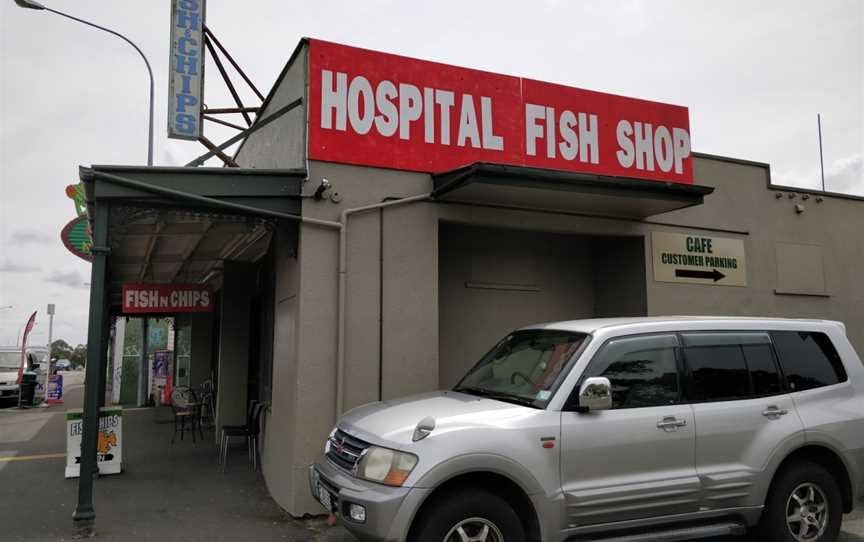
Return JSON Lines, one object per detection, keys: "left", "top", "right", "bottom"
{"left": 465, "top": 282, "right": 540, "bottom": 292}
{"left": 774, "top": 242, "right": 829, "bottom": 297}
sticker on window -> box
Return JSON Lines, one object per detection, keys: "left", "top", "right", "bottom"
{"left": 536, "top": 390, "right": 552, "bottom": 401}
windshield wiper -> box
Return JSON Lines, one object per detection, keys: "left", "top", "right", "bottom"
{"left": 453, "top": 386, "right": 539, "bottom": 408}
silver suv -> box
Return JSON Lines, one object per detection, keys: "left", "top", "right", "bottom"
{"left": 311, "top": 317, "right": 864, "bottom": 542}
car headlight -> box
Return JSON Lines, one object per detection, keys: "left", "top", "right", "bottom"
{"left": 355, "top": 446, "right": 418, "bottom": 487}
{"left": 324, "top": 428, "right": 336, "bottom": 454}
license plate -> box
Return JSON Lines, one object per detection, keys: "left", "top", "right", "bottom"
{"left": 318, "top": 484, "right": 333, "bottom": 511}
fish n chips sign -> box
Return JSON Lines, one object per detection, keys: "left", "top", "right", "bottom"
{"left": 122, "top": 284, "right": 213, "bottom": 314}
{"left": 308, "top": 40, "right": 694, "bottom": 184}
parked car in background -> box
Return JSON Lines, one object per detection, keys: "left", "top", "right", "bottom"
{"left": 54, "top": 359, "right": 72, "bottom": 372}
{"left": 0, "top": 347, "right": 24, "bottom": 401}
{"left": 312, "top": 317, "right": 864, "bottom": 542}
{"left": 26, "top": 346, "right": 49, "bottom": 399}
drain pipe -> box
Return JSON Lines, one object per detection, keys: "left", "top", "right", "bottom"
{"left": 335, "top": 193, "right": 431, "bottom": 417}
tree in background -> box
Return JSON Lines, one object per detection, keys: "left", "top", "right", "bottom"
{"left": 70, "top": 344, "right": 87, "bottom": 368}
{"left": 51, "top": 339, "right": 73, "bottom": 361}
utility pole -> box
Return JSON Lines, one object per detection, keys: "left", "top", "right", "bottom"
{"left": 14, "top": 0, "right": 154, "bottom": 165}
{"left": 818, "top": 113, "right": 826, "bottom": 192}
{"left": 40, "top": 304, "right": 55, "bottom": 407}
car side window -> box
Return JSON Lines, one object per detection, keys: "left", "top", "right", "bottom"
{"left": 681, "top": 332, "right": 782, "bottom": 401}
{"left": 743, "top": 343, "right": 783, "bottom": 396}
{"left": 771, "top": 331, "right": 847, "bottom": 392}
{"left": 582, "top": 334, "right": 680, "bottom": 409}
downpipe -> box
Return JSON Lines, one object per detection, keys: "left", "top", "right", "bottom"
{"left": 335, "top": 194, "right": 431, "bottom": 418}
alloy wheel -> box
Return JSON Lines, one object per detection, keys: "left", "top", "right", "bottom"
{"left": 443, "top": 517, "right": 505, "bottom": 542}
{"left": 786, "top": 482, "right": 829, "bottom": 541}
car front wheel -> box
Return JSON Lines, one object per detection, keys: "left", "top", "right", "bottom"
{"left": 411, "top": 488, "right": 525, "bottom": 542}
{"left": 759, "top": 462, "right": 842, "bottom": 542}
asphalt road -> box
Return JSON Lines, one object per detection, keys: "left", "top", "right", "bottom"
{"left": 1, "top": 374, "right": 862, "bottom": 541}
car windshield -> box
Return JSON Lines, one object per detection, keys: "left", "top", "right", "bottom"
{"left": 0, "top": 351, "right": 23, "bottom": 370}
{"left": 455, "top": 330, "right": 588, "bottom": 406}
{"left": 29, "top": 352, "right": 48, "bottom": 363}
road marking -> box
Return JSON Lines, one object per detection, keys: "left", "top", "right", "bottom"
{"left": 0, "top": 453, "right": 65, "bottom": 463}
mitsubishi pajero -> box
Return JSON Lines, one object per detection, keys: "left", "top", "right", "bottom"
{"left": 311, "top": 317, "right": 864, "bottom": 542}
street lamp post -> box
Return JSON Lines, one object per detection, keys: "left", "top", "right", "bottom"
{"left": 13, "top": 0, "right": 154, "bottom": 165}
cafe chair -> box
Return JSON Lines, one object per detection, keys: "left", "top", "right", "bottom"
{"left": 219, "top": 401, "right": 265, "bottom": 472}
{"left": 171, "top": 386, "right": 200, "bottom": 444}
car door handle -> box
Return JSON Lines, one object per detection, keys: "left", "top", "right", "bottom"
{"left": 657, "top": 417, "right": 688, "bottom": 430}
{"left": 762, "top": 406, "right": 789, "bottom": 418}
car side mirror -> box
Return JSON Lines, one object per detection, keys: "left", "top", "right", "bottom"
{"left": 578, "top": 377, "right": 612, "bottom": 412}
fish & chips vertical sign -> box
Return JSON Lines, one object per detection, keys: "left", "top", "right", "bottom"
{"left": 167, "top": 0, "right": 206, "bottom": 140}
{"left": 123, "top": 283, "right": 213, "bottom": 314}
{"left": 308, "top": 39, "right": 694, "bottom": 184}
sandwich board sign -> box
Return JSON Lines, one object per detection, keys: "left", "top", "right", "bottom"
{"left": 652, "top": 231, "right": 747, "bottom": 287}
{"left": 65, "top": 407, "right": 122, "bottom": 478}
{"left": 46, "top": 374, "right": 63, "bottom": 404}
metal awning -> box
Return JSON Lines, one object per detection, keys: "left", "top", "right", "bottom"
{"left": 432, "top": 163, "right": 714, "bottom": 218}
{"left": 81, "top": 165, "right": 305, "bottom": 306}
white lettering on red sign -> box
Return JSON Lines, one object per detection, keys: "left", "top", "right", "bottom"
{"left": 308, "top": 39, "right": 694, "bottom": 184}
{"left": 122, "top": 284, "right": 212, "bottom": 314}
{"left": 320, "top": 70, "right": 505, "bottom": 151}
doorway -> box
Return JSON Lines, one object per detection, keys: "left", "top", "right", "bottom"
{"left": 438, "top": 223, "right": 646, "bottom": 388}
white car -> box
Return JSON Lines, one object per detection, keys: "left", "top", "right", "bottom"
{"left": 0, "top": 348, "right": 23, "bottom": 401}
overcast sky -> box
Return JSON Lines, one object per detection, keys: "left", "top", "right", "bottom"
{"left": 1, "top": 0, "right": 861, "bottom": 346}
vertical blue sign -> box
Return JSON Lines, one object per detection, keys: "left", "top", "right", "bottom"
{"left": 168, "top": 0, "right": 206, "bottom": 140}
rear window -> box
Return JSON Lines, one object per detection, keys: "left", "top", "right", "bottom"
{"left": 681, "top": 332, "right": 780, "bottom": 401}
{"left": 771, "top": 331, "right": 847, "bottom": 392}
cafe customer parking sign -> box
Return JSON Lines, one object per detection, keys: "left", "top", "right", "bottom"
{"left": 652, "top": 231, "right": 747, "bottom": 287}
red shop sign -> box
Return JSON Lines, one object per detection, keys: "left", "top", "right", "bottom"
{"left": 308, "top": 39, "right": 693, "bottom": 185}
{"left": 122, "top": 284, "right": 213, "bottom": 314}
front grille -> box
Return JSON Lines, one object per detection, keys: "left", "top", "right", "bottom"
{"left": 326, "top": 429, "right": 369, "bottom": 472}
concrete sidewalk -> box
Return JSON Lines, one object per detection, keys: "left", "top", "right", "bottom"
{"left": 0, "top": 387, "right": 350, "bottom": 542}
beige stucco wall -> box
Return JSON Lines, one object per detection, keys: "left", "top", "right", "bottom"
{"left": 650, "top": 156, "right": 864, "bottom": 352}
{"left": 260, "top": 161, "right": 436, "bottom": 514}
{"left": 258, "top": 224, "right": 302, "bottom": 509}
{"left": 263, "top": 154, "right": 864, "bottom": 517}
{"left": 234, "top": 42, "right": 307, "bottom": 170}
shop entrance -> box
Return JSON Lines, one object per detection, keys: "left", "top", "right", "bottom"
{"left": 438, "top": 223, "right": 647, "bottom": 388}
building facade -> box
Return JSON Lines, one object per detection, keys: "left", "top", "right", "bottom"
{"left": 227, "top": 39, "right": 864, "bottom": 515}
{"left": 77, "top": 38, "right": 864, "bottom": 521}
